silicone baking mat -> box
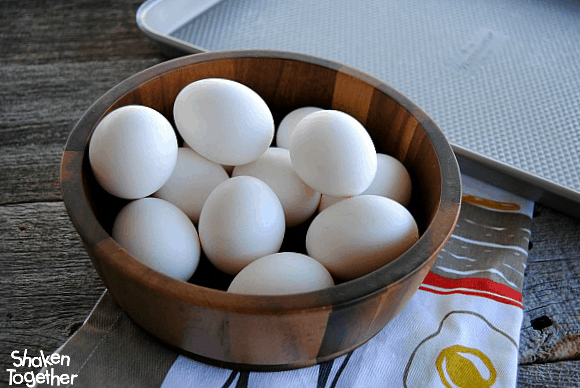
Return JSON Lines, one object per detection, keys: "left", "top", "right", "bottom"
{"left": 166, "top": 0, "right": 580, "bottom": 196}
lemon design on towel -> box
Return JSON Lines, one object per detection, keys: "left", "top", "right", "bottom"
{"left": 436, "top": 345, "right": 497, "bottom": 388}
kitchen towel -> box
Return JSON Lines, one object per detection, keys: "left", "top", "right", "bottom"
{"left": 41, "top": 174, "right": 533, "bottom": 387}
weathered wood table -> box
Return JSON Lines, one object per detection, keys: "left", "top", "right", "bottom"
{"left": 1, "top": 1, "right": 579, "bottom": 386}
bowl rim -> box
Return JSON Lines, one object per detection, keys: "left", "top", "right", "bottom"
{"left": 61, "top": 49, "right": 461, "bottom": 314}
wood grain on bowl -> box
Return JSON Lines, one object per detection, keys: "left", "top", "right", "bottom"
{"left": 60, "top": 50, "right": 461, "bottom": 370}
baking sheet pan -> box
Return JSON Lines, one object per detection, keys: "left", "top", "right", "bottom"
{"left": 136, "top": 0, "right": 580, "bottom": 217}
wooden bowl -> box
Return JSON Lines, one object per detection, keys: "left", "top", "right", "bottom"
{"left": 61, "top": 50, "right": 461, "bottom": 371}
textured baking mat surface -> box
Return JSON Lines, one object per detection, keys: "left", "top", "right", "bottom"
{"left": 171, "top": 0, "right": 580, "bottom": 193}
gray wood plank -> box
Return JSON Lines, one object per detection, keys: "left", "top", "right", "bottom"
{"left": 519, "top": 204, "right": 580, "bottom": 364}
{"left": 0, "top": 60, "right": 161, "bottom": 205}
{"left": 0, "top": 145, "right": 62, "bottom": 205}
{"left": 0, "top": 202, "right": 105, "bottom": 387}
{"left": 0, "top": 0, "right": 160, "bottom": 65}
{"left": 0, "top": 60, "right": 162, "bottom": 147}
{"left": 0, "top": 0, "right": 163, "bottom": 205}
{"left": 518, "top": 361, "right": 580, "bottom": 387}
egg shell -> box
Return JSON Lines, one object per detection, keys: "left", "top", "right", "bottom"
{"left": 88, "top": 105, "right": 178, "bottom": 199}
{"left": 227, "top": 252, "right": 334, "bottom": 295}
{"left": 112, "top": 197, "right": 200, "bottom": 281}
{"left": 318, "top": 194, "right": 351, "bottom": 212}
{"left": 174, "top": 78, "right": 274, "bottom": 166}
{"left": 318, "top": 153, "right": 413, "bottom": 212}
{"left": 363, "top": 153, "right": 412, "bottom": 206}
{"left": 275, "top": 106, "right": 322, "bottom": 149}
{"left": 306, "top": 195, "right": 419, "bottom": 281}
{"left": 183, "top": 140, "right": 234, "bottom": 176}
{"left": 154, "top": 148, "right": 229, "bottom": 224}
{"left": 289, "top": 110, "right": 377, "bottom": 197}
{"left": 198, "top": 176, "right": 286, "bottom": 275}
{"left": 232, "top": 147, "right": 321, "bottom": 228}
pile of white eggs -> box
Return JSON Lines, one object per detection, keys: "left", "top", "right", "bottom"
{"left": 88, "top": 78, "right": 419, "bottom": 296}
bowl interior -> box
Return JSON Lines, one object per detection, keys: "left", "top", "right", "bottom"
{"left": 65, "top": 50, "right": 460, "bottom": 307}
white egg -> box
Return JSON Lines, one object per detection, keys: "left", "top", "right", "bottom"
{"left": 112, "top": 197, "right": 200, "bottom": 281}
{"left": 232, "top": 147, "right": 321, "bottom": 228}
{"left": 306, "top": 195, "right": 419, "bottom": 281}
{"left": 183, "top": 140, "right": 234, "bottom": 176}
{"left": 275, "top": 107, "right": 322, "bottom": 149}
{"left": 318, "top": 153, "right": 413, "bottom": 212}
{"left": 198, "top": 176, "right": 285, "bottom": 275}
{"left": 174, "top": 78, "right": 274, "bottom": 166}
{"left": 364, "top": 153, "right": 412, "bottom": 206}
{"left": 289, "top": 110, "right": 377, "bottom": 197}
{"left": 154, "top": 148, "right": 229, "bottom": 224}
{"left": 88, "top": 105, "right": 178, "bottom": 199}
{"left": 227, "top": 252, "right": 334, "bottom": 295}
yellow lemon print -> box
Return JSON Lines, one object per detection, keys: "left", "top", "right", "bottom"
{"left": 436, "top": 345, "right": 497, "bottom": 388}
